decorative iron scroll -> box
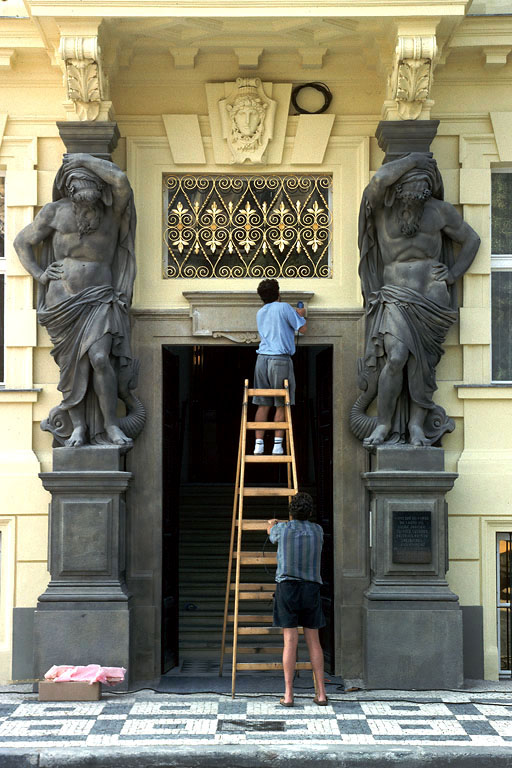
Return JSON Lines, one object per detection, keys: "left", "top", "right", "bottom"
{"left": 163, "top": 174, "right": 333, "bottom": 278}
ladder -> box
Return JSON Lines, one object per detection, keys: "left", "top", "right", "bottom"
{"left": 219, "top": 378, "right": 313, "bottom": 697}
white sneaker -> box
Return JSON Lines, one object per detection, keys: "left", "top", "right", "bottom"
{"left": 272, "top": 442, "right": 284, "bottom": 455}
{"left": 254, "top": 442, "right": 264, "bottom": 455}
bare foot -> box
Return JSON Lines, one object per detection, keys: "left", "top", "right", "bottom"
{"left": 363, "top": 424, "right": 389, "bottom": 447}
{"left": 66, "top": 426, "right": 87, "bottom": 446}
{"left": 106, "top": 424, "right": 133, "bottom": 446}
{"left": 409, "top": 425, "right": 427, "bottom": 446}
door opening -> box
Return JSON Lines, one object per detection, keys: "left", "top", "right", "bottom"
{"left": 162, "top": 344, "right": 334, "bottom": 673}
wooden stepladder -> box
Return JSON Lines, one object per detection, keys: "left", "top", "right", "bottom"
{"left": 219, "top": 378, "right": 313, "bottom": 697}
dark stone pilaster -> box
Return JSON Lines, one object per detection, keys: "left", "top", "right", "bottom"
{"left": 33, "top": 447, "right": 132, "bottom": 689}
{"left": 57, "top": 121, "right": 120, "bottom": 160}
{"left": 363, "top": 446, "right": 463, "bottom": 689}
{"left": 376, "top": 119, "right": 439, "bottom": 161}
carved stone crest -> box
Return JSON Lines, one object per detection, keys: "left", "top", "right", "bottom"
{"left": 219, "top": 77, "right": 277, "bottom": 164}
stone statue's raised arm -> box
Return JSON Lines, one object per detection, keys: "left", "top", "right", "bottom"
{"left": 60, "top": 153, "right": 132, "bottom": 215}
{"left": 365, "top": 152, "right": 438, "bottom": 209}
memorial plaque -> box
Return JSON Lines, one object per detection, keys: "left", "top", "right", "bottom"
{"left": 392, "top": 510, "right": 432, "bottom": 564}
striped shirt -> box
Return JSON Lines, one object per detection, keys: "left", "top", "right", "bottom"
{"left": 269, "top": 520, "right": 323, "bottom": 584}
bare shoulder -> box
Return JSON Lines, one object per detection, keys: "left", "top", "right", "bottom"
{"left": 429, "top": 197, "right": 462, "bottom": 225}
{"left": 37, "top": 199, "right": 66, "bottom": 224}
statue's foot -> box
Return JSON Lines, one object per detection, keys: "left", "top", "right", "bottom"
{"left": 106, "top": 424, "right": 133, "bottom": 446}
{"left": 66, "top": 426, "right": 87, "bottom": 447}
{"left": 409, "top": 425, "right": 428, "bottom": 446}
{"left": 363, "top": 424, "right": 389, "bottom": 447}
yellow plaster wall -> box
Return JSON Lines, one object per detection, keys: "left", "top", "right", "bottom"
{"left": 0, "top": 32, "right": 510, "bottom": 681}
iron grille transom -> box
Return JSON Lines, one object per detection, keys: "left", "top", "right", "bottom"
{"left": 163, "top": 173, "right": 333, "bottom": 279}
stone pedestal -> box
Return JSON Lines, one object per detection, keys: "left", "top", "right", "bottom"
{"left": 33, "top": 447, "right": 132, "bottom": 689}
{"left": 363, "top": 446, "right": 463, "bottom": 689}
{"left": 57, "top": 121, "right": 120, "bottom": 160}
{"left": 376, "top": 119, "right": 439, "bottom": 161}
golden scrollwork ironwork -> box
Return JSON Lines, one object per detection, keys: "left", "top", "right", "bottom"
{"left": 163, "top": 174, "right": 333, "bottom": 279}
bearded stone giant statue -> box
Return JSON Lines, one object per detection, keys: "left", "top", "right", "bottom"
{"left": 350, "top": 152, "right": 480, "bottom": 449}
{"left": 14, "top": 153, "right": 145, "bottom": 447}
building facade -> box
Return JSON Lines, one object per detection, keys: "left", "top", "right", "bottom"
{"left": 0, "top": 0, "right": 511, "bottom": 685}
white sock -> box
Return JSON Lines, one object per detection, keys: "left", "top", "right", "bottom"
{"left": 274, "top": 438, "right": 283, "bottom": 446}
{"left": 255, "top": 439, "right": 264, "bottom": 446}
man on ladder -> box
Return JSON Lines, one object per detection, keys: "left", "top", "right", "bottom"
{"left": 252, "top": 279, "right": 306, "bottom": 455}
{"left": 267, "top": 492, "right": 328, "bottom": 707}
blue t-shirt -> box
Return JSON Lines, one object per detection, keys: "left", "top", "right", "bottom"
{"left": 269, "top": 520, "right": 323, "bottom": 584}
{"left": 256, "top": 302, "right": 306, "bottom": 356}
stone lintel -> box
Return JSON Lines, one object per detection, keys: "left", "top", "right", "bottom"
{"left": 57, "top": 121, "right": 120, "bottom": 160}
{"left": 376, "top": 119, "right": 439, "bottom": 161}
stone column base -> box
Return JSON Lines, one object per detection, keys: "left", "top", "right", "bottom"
{"left": 364, "top": 600, "right": 463, "bottom": 689}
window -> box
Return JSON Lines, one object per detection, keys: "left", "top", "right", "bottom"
{"left": 491, "top": 171, "right": 512, "bottom": 382}
{"left": 498, "top": 533, "right": 512, "bottom": 677}
{"left": 163, "top": 173, "right": 333, "bottom": 279}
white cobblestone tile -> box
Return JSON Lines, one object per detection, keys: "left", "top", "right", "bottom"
{"left": 340, "top": 734, "right": 376, "bottom": 744}
{"left": 362, "top": 702, "right": 451, "bottom": 717}
{"left": 11, "top": 702, "right": 105, "bottom": 718}
{"left": 0, "top": 718, "right": 95, "bottom": 737}
{"left": 454, "top": 714, "right": 487, "bottom": 721}
{"left": 474, "top": 704, "right": 512, "bottom": 717}
{"left": 86, "top": 734, "right": 121, "bottom": 746}
{"left": 488, "top": 719, "right": 512, "bottom": 736}
{"left": 368, "top": 718, "right": 466, "bottom": 736}
{"left": 129, "top": 701, "right": 217, "bottom": 716}
{"left": 97, "top": 713, "right": 129, "bottom": 720}
{"left": 336, "top": 714, "right": 367, "bottom": 720}
{"left": 469, "top": 735, "right": 506, "bottom": 745}
{"left": 120, "top": 718, "right": 217, "bottom": 736}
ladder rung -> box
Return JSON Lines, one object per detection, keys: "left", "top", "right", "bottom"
{"left": 230, "top": 583, "right": 275, "bottom": 591}
{"left": 246, "top": 422, "right": 290, "bottom": 430}
{"left": 236, "top": 662, "right": 312, "bottom": 671}
{"left": 243, "top": 487, "right": 296, "bottom": 497}
{"left": 228, "top": 615, "right": 273, "bottom": 623}
{"left": 244, "top": 455, "right": 292, "bottom": 463}
{"left": 238, "top": 627, "right": 304, "bottom": 635}
{"left": 248, "top": 388, "right": 288, "bottom": 396}
{"left": 226, "top": 647, "right": 284, "bottom": 655}
{"left": 237, "top": 521, "right": 270, "bottom": 530}
{"left": 234, "top": 552, "right": 277, "bottom": 565}
{"left": 239, "top": 592, "right": 275, "bottom": 600}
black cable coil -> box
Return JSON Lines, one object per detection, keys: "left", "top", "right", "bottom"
{"left": 291, "top": 82, "right": 333, "bottom": 115}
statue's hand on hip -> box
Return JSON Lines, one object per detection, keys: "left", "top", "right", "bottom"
{"left": 40, "top": 262, "right": 64, "bottom": 285}
{"left": 431, "top": 262, "right": 454, "bottom": 285}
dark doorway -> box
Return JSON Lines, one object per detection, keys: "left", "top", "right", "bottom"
{"left": 162, "top": 344, "right": 334, "bottom": 673}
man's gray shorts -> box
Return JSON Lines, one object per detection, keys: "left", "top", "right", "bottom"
{"left": 252, "top": 354, "right": 296, "bottom": 406}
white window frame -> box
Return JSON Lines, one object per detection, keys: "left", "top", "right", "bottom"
{"left": 490, "top": 169, "right": 512, "bottom": 384}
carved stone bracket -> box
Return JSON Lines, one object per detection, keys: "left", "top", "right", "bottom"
{"left": 384, "top": 35, "right": 437, "bottom": 121}
{"left": 59, "top": 36, "right": 112, "bottom": 122}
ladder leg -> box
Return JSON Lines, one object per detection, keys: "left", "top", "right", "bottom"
{"left": 231, "top": 380, "right": 249, "bottom": 698}
{"left": 220, "top": 396, "right": 245, "bottom": 677}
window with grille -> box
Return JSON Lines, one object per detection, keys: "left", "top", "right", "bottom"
{"left": 163, "top": 174, "right": 333, "bottom": 279}
{"left": 498, "top": 533, "right": 512, "bottom": 676}
{"left": 491, "top": 171, "right": 512, "bottom": 382}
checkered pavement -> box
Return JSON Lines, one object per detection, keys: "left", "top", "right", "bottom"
{"left": 0, "top": 694, "right": 512, "bottom": 748}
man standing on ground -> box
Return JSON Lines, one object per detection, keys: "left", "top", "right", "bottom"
{"left": 252, "top": 279, "right": 306, "bottom": 455}
{"left": 267, "top": 492, "right": 328, "bottom": 707}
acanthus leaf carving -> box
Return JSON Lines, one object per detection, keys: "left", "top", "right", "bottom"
{"left": 387, "top": 34, "right": 437, "bottom": 121}
{"left": 59, "top": 36, "right": 110, "bottom": 122}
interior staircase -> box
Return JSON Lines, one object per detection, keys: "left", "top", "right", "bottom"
{"left": 178, "top": 484, "right": 289, "bottom": 664}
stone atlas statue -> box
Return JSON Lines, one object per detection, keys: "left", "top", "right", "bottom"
{"left": 14, "top": 153, "right": 145, "bottom": 447}
{"left": 350, "top": 152, "right": 480, "bottom": 448}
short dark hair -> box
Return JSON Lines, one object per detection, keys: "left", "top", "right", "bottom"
{"left": 257, "top": 279, "right": 279, "bottom": 304}
{"left": 289, "top": 492, "right": 314, "bottom": 521}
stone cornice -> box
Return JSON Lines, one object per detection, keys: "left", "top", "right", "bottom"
{"left": 27, "top": 1, "right": 471, "bottom": 17}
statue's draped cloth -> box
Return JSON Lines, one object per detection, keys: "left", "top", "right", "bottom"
{"left": 357, "top": 183, "right": 457, "bottom": 443}
{"left": 37, "top": 168, "right": 137, "bottom": 443}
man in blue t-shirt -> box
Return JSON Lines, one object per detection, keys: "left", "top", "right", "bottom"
{"left": 267, "top": 492, "right": 328, "bottom": 707}
{"left": 252, "top": 279, "right": 306, "bottom": 456}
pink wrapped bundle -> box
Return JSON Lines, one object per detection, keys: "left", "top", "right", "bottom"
{"left": 44, "top": 664, "right": 126, "bottom": 685}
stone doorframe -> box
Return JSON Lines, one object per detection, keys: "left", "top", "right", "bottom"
{"left": 125, "top": 299, "right": 367, "bottom": 684}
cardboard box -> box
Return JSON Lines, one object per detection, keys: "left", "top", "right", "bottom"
{"left": 38, "top": 681, "right": 101, "bottom": 701}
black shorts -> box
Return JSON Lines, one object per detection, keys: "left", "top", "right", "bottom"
{"left": 272, "top": 580, "right": 326, "bottom": 629}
